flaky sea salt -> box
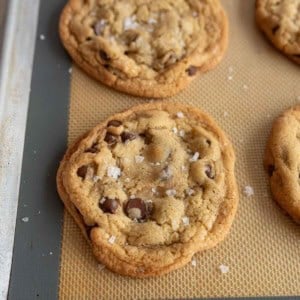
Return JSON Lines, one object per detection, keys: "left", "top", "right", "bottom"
{"left": 219, "top": 264, "right": 229, "bottom": 274}
{"left": 243, "top": 185, "right": 254, "bottom": 197}
{"left": 68, "top": 68, "right": 73, "bottom": 74}
{"left": 108, "top": 235, "right": 116, "bottom": 244}
{"left": 151, "top": 187, "right": 157, "bottom": 194}
{"left": 172, "top": 127, "right": 178, "bottom": 134}
{"left": 39, "top": 34, "right": 45, "bottom": 40}
{"left": 125, "top": 178, "right": 130, "bottom": 182}
{"left": 191, "top": 258, "right": 197, "bottom": 267}
{"left": 93, "top": 176, "right": 100, "bottom": 183}
{"left": 100, "top": 197, "right": 106, "bottom": 204}
{"left": 135, "top": 155, "right": 144, "bottom": 163}
{"left": 22, "top": 217, "right": 29, "bottom": 223}
{"left": 176, "top": 111, "right": 184, "bottom": 118}
{"left": 189, "top": 152, "right": 199, "bottom": 162}
{"left": 49, "top": 252, "right": 53, "bottom": 255}
{"left": 107, "top": 166, "right": 121, "bottom": 179}
{"left": 123, "top": 16, "right": 138, "bottom": 30}
{"left": 166, "top": 189, "right": 176, "bottom": 197}
{"left": 186, "top": 188, "right": 195, "bottom": 196}
{"left": 179, "top": 130, "right": 185, "bottom": 137}
{"left": 182, "top": 216, "right": 190, "bottom": 226}
{"left": 148, "top": 18, "right": 157, "bottom": 24}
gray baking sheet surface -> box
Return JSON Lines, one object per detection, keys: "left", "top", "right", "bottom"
{"left": 7, "top": 0, "right": 300, "bottom": 299}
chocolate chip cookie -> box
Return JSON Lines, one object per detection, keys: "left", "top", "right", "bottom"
{"left": 264, "top": 106, "right": 300, "bottom": 224}
{"left": 59, "top": 0, "right": 228, "bottom": 98}
{"left": 256, "top": 0, "right": 300, "bottom": 64}
{"left": 57, "top": 102, "right": 238, "bottom": 277}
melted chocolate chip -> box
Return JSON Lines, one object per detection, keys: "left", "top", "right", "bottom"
{"left": 104, "top": 132, "right": 118, "bottom": 145}
{"left": 121, "top": 132, "right": 136, "bottom": 143}
{"left": 99, "top": 50, "right": 110, "bottom": 61}
{"left": 125, "top": 198, "right": 151, "bottom": 221}
{"left": 205, "top": 165, "right": 214, "bottom": 179}
{"left": 268, "top": 165, "right": 275, "bottom": 177}
{"left": 186, "top": 66, "right": 198, "bottom": 76}
{"left": 85, "top": 143, "right": 99, "bottom": 153}
{"left": 108, "top": 120, "right": 122, "bottom": 127}
{"left": 99, "top": 198, "right": 119, "bottom": 214}
{"left": 77, "top": 166, "right": 88, "bottom": 178}
{"left": 272, "top": 25, "right": 280, "bottom": 34}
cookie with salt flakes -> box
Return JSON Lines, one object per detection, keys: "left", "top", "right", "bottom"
{"left": 57, "top": 102, "right": 238, "bottom": 277}
{"left": 59, "top": 0, "right": 228, "bottom": 98}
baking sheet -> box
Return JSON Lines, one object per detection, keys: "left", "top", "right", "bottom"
{"left": 59, "top": 0, "right": 300, "bottom": 299}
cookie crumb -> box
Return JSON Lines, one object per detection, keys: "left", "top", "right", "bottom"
{"left": 166, "top": 189, "right": 176, "bottom": 197}
{"left": 243, "top": 185, "right": 254, "bottom": 197}
{"left": 49, "top": 251, "right": 53, "bottom": 255}
{"left": 172, "top": 127, "right": 178, "bottom": 134}
{"left": 155, "top": 162, "right": 161, "bottom": 166}
{"left": 186, "top": 188, "right": 195, "bottom": 196}
{"left": 176, "top": 111, "right": 184, "bottom": 118}
{"left": 179, "top": 130, "right": 185, "bottom": 137}
{"left": 189, "top": 152, "right": 199, "bottom": 162}
{"left": 39, "top": 34, "right": 45, "bottom": 40}
{"left": 22, "top": 217, "right": 29, "bottom": 223}
{"left": 191, "top": 258, "right": 197, "bottom": 267}
{"left": 219, "top": 264, "right": 229, "bottom": 274}
{"left": 135, "top": 155, "right": 144, "bottom": 163}
{"left": 182, "top": 216, "right": 190, "bottom": 226}
{"left": 107, "top": 166, "right": 121, "bottom": 179}
{"left": 130, "top": 195, "right": 136, "bottom": 199}
{"left": 108, "top": 235, "right": 116, "bottom": 244}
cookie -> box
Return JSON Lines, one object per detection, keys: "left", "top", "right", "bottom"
{"left": 57, "top": 102, "right": 238, "bottom": 277}
{"left": 59, "top": 0, "right": 228, "bottom": 98}
{"left": 264, "top": 106, "right": 300, "bottom": 224}
{"left": 256, "top": 0, "right": 300, "bottom": 65}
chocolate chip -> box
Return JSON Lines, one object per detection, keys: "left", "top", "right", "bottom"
{"left": 85, "top": 143, "right": 99, "bottom": 153}
{"left": 104, "top": 132, "right": 118, "bottom": 145}
{"left": 140, "top": 132, "right": 152, "bottom": 144}
{"left": 121, "top": 132, "right": 136, "bottom": 143}
{"left": 205, "top": 165, "right": 214, "bottom": 179}
{"left": 99, "top": 197, "right": 119, "bottom": 214}
{"left": 268, "top": 165, "right": 275, "bottom": 177}
{"left": 108, "top": 120, "right": 122, "bottom": 127}
{"left": 186, "top": 66, "right": 198, "bottom": 76}
{"left": 77, "top": 166, "right": 88, "bottom": 178}
{"left": 86, "top": 37, "right": 92, "bottom": 41}
{"left": 206, "top": 139, "right": 211, "bottom": 146}
{"left": 99, "top": 50, "right": 110, "bottom": 61}
{"left": 125, "top": 198, "right": 151, "bottom": 221}
{"left": 272, "top": 25, "right": 280, "bottom": 34}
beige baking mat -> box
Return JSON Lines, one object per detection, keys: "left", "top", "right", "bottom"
{"left": 59, "top": 0, "right": 300, "bottom": 298}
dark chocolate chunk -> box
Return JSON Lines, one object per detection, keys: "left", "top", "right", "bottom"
{"left": 77, "top": 166, "right": 88, "bottom": 178}
{"left": 85, "top": 143, "right": 99, "bottom": 153}
{"left": 121, "top": 131, "right": 136, "bottom": 143}
{"left": 272, "top": 25, "right": 280, "bottom": 34}
{"left": 108, "top": 120, "right": 122, "bottom": 127}
{"left": 186, "top": 66, "right": 198, "bottom": 76}
{"left": 99, "top": 197, "right": 119, "bottom": 214}
{"left": 94, "top": 20, "right": 105, "bottom": 35}
{"left": 140, "top": 132, "right": 152, "bottom": 145}
{"left": 125, "top": 198, "right": 151, "bottom": 221}
{"left": 104, "top": 132, "right": 118, "bottom": 145}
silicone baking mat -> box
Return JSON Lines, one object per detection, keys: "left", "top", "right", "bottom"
{"left": 59, "top": 0, "right": 300, "bottom": 299}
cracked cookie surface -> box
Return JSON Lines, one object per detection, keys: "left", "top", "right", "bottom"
{"left": 57, "top": 102, "right": 238, "bottom": 277}
{"left": 264, "top": 106, "right": 300, "bottom": 224}
{"left": 59, "top": 0, "right": 228, "bottom": 98}
{"left": 256, "top": 0, "right": 300, "bottom": 64}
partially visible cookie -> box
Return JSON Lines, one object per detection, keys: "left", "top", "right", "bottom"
{"left": 57, "top": 102, "right": 238, "bottom": 277}
{"left": 256, "top": 0, "right": 300, "bottom": 64}
{"left": 59, "top": 0, "right": 228, "bottom": 98}
{"left": 264, "top": 106, "right": 300, "bottom": 224}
